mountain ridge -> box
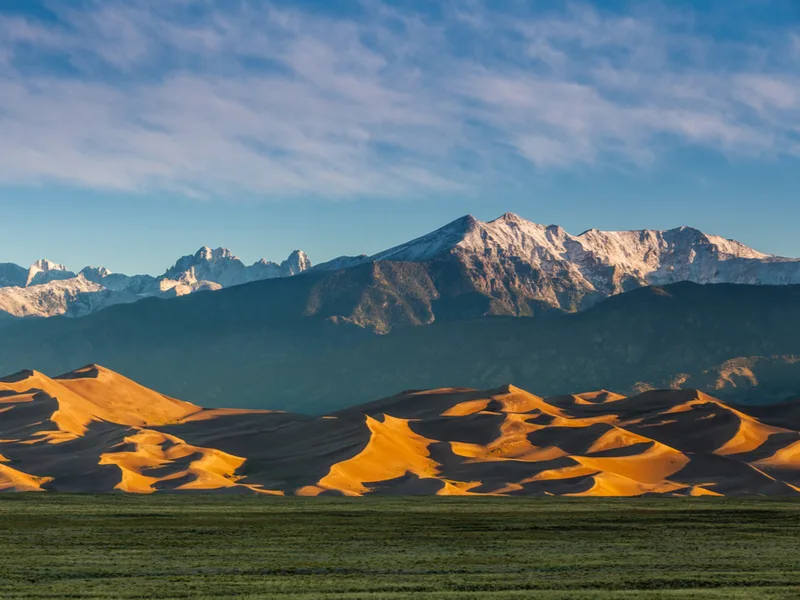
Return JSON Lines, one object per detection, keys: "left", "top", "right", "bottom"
{"left": 4, "top": 212, "right": 800, "bottom": 321}
{"left": 310, "top": 212, "right": 800, "bottom": 325}
{"left": 0, "top": 246, "right": 311, "bottom": 318}
{"left": 317, "top": 212, "right": 777, "bottom": 268}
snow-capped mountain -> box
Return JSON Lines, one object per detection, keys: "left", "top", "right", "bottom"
{"left": 161, "top": 247, "right": 310, "bottom": 292}
{"left": 25, "top": 259, "right": 76, "bottom": 287}
{"left": 0, "top": 247, "right": 311, "bottom": 319}
{"left": 5, "top": 212, "right": 800, "bottom": 323}
{"left": 316, "top": 212, "right": 800, "bottom": 316}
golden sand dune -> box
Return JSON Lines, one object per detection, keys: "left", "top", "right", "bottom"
{"left": 0, "top": 367, "right": 798, "bottom": 496}
{"left": 0, "top": 462, "right": 52, "bottom": 492}
{"left": 0, "top": 366, "right": 200, "bottom": 441}
{"left": 55, "top": 365, "right": 202, "bottom": 427}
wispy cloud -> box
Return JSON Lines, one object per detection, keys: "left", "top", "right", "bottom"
{"left": 0, "top": 0, "right": 797, "bottom": 199}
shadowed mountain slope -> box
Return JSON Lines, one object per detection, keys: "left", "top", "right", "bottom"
{"left": 2, "top": 280, "right": 800, "bottom": 413}
{"left": 0, "top": 366, "right": 798, "bottom": 496}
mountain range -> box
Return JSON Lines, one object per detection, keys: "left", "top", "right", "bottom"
{"left": 5, "top": 212, "right": 800, "bottom": 323}
{"left": 2, "top": 276, "right": 800, "bottom": 413}
{"left": 306, "top": 212, "right": 800, "bottom": 330}
{"left": 0, "top": 247, "right": 310, "bottom": 318}
{"left": 3, "top": 213, "right": 800, "bottom": 414}
{"left": 1, "top": 365, "right": 797, "bottom": 495}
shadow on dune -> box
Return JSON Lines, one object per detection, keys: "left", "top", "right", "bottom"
{"left": 0, "top": 365, "right": 799, "bottom": 496}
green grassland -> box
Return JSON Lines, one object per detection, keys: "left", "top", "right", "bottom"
{"left": 0, "top": 495, "right": 798, "bottom": 599}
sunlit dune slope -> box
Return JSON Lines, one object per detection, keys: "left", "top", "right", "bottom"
{"left": 0, "top": 367, "right": 798, "bottom": 495}
{"left": 0, "top": 365, "right": 281, "bottom": 494}
{"left": 54, "top": 365, "right": 202, "bottom": 427}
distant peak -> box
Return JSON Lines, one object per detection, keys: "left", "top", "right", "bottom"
{"left": 495, "top": 212, "right": 524, "bottom": 223}
{"left": 282, "top": 250, "right": 312, "bottom": 274}
{"left": 487, "top": 212, "right": 545, "bottom": 229}
{"left": 194, "top": 247, "right": 235, "bottom": 262}
{"left": 79, "top": 266, "right": 111, "bottom": 281}
{"left": 30, "top": 259, "right": 68, "bottom": 272}
{"left": 423, "top": 213, "right": 481, "bottom": 237}
{"left": 25, "top": 259, "right": 75, "bottom": 287}
{"left": 445, "top": 214, "right": 479, "bottom": 230}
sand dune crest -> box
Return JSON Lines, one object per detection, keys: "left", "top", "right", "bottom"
{"left": 0, "top": 366, "right": 798, "bottom": 495}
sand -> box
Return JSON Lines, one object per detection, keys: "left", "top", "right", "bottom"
{"left": 0, "top": 365, "right": 798, "bottom": 496}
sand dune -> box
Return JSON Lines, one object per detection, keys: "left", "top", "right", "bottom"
{"left": 0, "top": 365, "right": 798, "bottom": 495}
{"left": 55, "top": 365, "right": 202, "bottom": 427}
{"left": 0, "top": 462, "right": 52, "bottom": 492}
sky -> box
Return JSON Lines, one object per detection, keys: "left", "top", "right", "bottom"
{"left": 0, "top": 0, "right": 798, "bottom": 275}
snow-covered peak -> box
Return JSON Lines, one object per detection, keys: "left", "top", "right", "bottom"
{"left": 493, "top": 212, "right": 527, "bottom": 225}
{"left": 0, "top": 245, "right": 312, "bottom": 319}
{"left": 26, "top": 259, "right": 75, "bottom": 287}
{"left": 341, "top": 212, "right": 800, "bottom": 305}
{"left": 0, "top": 275, "right": 108, "bottom": 318}
{"left": 369, "top": 215, "right": 480, "bottom": 263}
{"left": 702, "top": 233, "right": 771, "bottom": 260}
{"left": 195, "top": 246, "right": 236, "bottom": 263}
{"left": 357, "top": 212, "right": 800, "bottom": 315}
{"left": 250, "top": 250, "right": 313, "bottom": 279}
{"left": 163, "top": 247, "right": 245, "bottom": 284}
{"left": 364, "top": 213, "right": 551, "bottom": 263}
{"left": 31, "top": 259, "right": 68, "bottom": 273}
{"left": 572, "top": 225, "right": 775, "bottom": 282}
{"left": 461, "top": 213, "right": 551, "bottom": 254}
{"left": 365, "top": 213, "right": 779, "bottom": 268}
{"left": 163, "top": 246, "right": 312, "bottom": 289}
{"left": 575, "top": 225, "right": 770, "bottom": 260}
{"left": 282, "top": 250, "right": 311, "bottom": 275}
{"left": 79, "top": 266, "right": 112, "bottom": 283}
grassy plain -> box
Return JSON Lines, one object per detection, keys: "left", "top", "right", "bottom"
{"left": 0, "top": 495, "right": 798, "bottom": 599}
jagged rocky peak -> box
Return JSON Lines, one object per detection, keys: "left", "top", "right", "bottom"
{"left": 0, "top": 244, "right": 313, "bottom": 319}
{"left": 26, "top": 259, "right": 75, "bottom": 287}
{"left": 79, "top": 266, "right": 112, "bottom": 283}
{"left": 31, "top": 259, "right": 68, "bottom": 271}
{"left": 282, "top": 250, "right": 312, "bottom": 275}
{"left": 252, "top": 250, "right": 312, "bottom": 278}
{"left": 163, "top": 247, "right": 244, "bottom": 281}
{"left": 195, "top": 246, "right": 236, "bottom": 263}
{"left": 163, "top": 245, "right": 312, "bottom": 288}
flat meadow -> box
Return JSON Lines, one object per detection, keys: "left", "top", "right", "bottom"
{"left": 0, "top": 495, "right": 798, "bottom": 599}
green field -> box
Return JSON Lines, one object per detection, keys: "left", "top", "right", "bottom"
{"left": 0, "top": 496, "right": 798, "bottom": 599}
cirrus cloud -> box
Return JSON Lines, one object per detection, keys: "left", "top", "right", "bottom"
{"left": 0, "top": 0, "right": 797, "bottom": 199}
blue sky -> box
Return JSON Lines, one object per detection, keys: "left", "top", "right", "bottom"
{"left": 0, "top": 0, "right": 798, "bottom": 274}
